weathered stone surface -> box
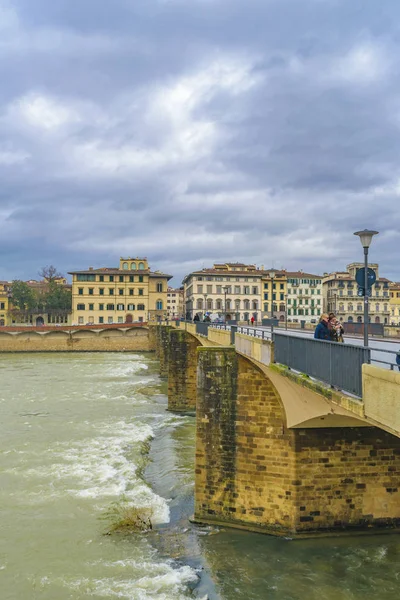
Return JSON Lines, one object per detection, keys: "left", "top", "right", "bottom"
{"left": 168, "top": 329, "right": 200, "bottom": 411}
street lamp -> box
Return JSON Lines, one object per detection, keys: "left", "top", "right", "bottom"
{"left": 269, "top": 270, "right": 276, "bottom": 336}
{"left": 354, "top": 229, "right": 379, "bottom": 347}
{"left": 203, "top": 293, "right": 208, "bottom": 320}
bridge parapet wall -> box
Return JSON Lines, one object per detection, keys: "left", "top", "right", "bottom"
{"left": 235, "top": 333, "right": 273, "bottom": 365}
{"left": 363, "top": 364, "right": 400, "bottom": 437}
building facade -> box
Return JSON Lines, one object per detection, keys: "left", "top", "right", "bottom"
{"left": 69, "top": 257, "right": 171, "bottom": 325}
{"left": 0, "top": 281, "right": 11, "bottom": 326}
{"left": 323, "top": 263, "right": 390, "bottom": 324}
{"left": 389, "top": 282, "right": 400, "bottom": 325}
{"left": 167, "top": 287, "right": 184, "bottom": 320}
{"left": 285, "top": 271, "right": 323, "bottom": 324}
{"left": 183, "top": 263, "right": 288, "bottom": 322}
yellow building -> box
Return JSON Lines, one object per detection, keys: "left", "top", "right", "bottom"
{"left": 389, "top": 282, "right": 400, "bottom": 325}
{"left": 69, "top": 257, "right": 171, "bottom": 325}
{"left": 0, "top": 281, "right": 11, "bottom": 326}
{"left": 261, "top": 269, "right": 288, "bottom": 322}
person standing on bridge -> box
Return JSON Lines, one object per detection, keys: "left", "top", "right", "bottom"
{"left": 251, "top": 316, "right": 255, "bottom": 326}
{"left": 314, "top": 313, "right": 330, "bottom": 340}
{"left": 396, "top": 350, "right": 400, "bottom": 371}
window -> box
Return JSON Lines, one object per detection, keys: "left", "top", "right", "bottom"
{"left": 77, "top": 303, "right": 85, "bottom": 310}
{"left": 129, "top": 289, "right": 134, "bottom": 296}
{"left": 99, "top": 317, "right": 104, "bottom": 323}
{"left": 235, "top": 286, "right": 241, "bottom": 294}
{"left": 0, "top": 302, "right": 4, "bottom": 309}
{"left": 108, "top": 317, "right": 113, "bottom": 323}
{"left": 122, "top": 262, "right": 128, "bottom": 270}
{"left": 272, "top": 293, "right": 276, "bottom": 301}
{"left": 264, "top": 303, "right": 268, "bottom": 311}
{"left": 207, "top": 285, "right": 212, "bottom": 293}
{"left": 88, "top": 288, "right": 94, "bottom": 295}
{"left": 131, "top": 263, "right": 137, "bottom": 270}
{"left": 264, "top": 283, "right": 268, "bottom": 289}
{"left": 99, "top": 275, "right": 104, "bottom": 282}
{"left": 129, "top": 275, "right": 134, "bottom": 282}
{"left": 139, "top": 275, "right": 144, "bottom": 283}
{"left": 77, "top": 274, "right": 96, "bottom": 282}
{"left": 117, "top": 304, "right": 125, "bottom": 310}
{"left": 197, "top": 285, "right": 203, "bottom": 293}
{"left": 109, "top": 275, "right": 114, "bottom": 282}
{"left": 119, "top": 275, "right": 124, "bottom": 282}
{"left": 156, "top": 300, "right": 163, "bottom": 310}
{"left": 139, "top": 262, "right": 145, "bottom": 270}
{"left": 109, "top": 289, "right": 114, "bottom": 295}
{"left": 272, "top": 283, "right": 276, "bottom": 290}
{"left": 157, "top": 283, "right": 163, "bottom": 292}
{"left": 252, "top": 287, "right": 258, "bottom": 295}
{"left": 280, "top": 293, "right": 284, "bottom": 301}
{"left": 119, "top": 289, "right": 124, "bottom": 295}
{"left": 280, "top": 283, "right": 284, "bottom": 290}
{"left": 99, "top": 288, "right": 104, "bottom": 295}
{"left": 106, "top": 303, "right": 115, "bottom": 310}
{"left": 78, "top": 316, "right": 84, "bottom": 324}
{"left": 78, "top": 288, "right": 83, "bottom": 295}
{"left": 128, "top": 304, "right": 135, "bottom": 310}
{"left": 244, "top": 286, "right": 250, "bottom": 295}
{"left": 216, "top": 286, "right": 222, "bottom": 294}
{"left": 118, "top": 316, "right": 124, "bottom": 323}
{"left": 89, "top": 303, "right": 94, "bottom": 310}
{"left": 139, "top": 289, "right": 144, "bottom": 296}
{"left": 137, "top": 303, "right": 145, "bottom": 310}
{"left": 264, "top": 293, "right": 268, "bottom": 300}
{"left": 99, "top": 303, "right": 104, "bottom": 310}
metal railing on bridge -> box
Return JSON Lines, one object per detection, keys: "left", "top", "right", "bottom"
{"left": 273, "top": 333, "right": 370, "bottom": 397}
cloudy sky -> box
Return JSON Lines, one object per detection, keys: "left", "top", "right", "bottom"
{"left": 0, "top": 0, "right": 399, "bottom": 285}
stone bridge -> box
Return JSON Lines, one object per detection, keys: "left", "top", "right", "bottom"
{"left": 152, "top": 322, "right": 400, "bottom": 538}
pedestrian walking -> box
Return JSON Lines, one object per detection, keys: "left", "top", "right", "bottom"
{"left": 314, "top": 314, "right": 330, "bottom": 340}
{"left": 251, "top": 316, "right": 255, "bottom": 326}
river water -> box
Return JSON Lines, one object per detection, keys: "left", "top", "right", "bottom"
{"left": 1, "top": 352, "right": 399, "bottom": 600}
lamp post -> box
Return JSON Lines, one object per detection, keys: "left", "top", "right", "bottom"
{"left": 269, "top": 270, "right": 275, "bottom": 335}
{"left": 354, "top": 229, "right": 379, "bottom": 347}
{"left": 203, "top": 293, "right": 208, "bottom": 320}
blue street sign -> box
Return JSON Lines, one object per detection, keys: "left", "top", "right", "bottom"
{"left": 355, "top": 268, "right": 376, "bottom": 288}
{"left": 357, "top": 286, "right": 372, "bottom": 297}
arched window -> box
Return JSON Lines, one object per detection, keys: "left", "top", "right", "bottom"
{"left": 279, "top": 303, "right": 285, "bottom": 312}
{"left": 137, "top": 303, "right": 145, "bottom": 311}
{"left": 348, "top": 303, "right": 353, "bottom": 312}
{"left": 197, "top": 299, "right": 203, "bottom": 309}
{"left": 139, "top": 262, "right": 145, "bottom": 270}
{"left": 339, "top": 303, "right": 345, "bottom": 312}
{"left": 348, "top": 316, "right": 353, "bottom": 322}
{"left": 375, "top": 316, "right": 380, "bottom": 323}
{"left": 357, "top": 304, "right": 362, "bottom": 312}
{"left": 252, "top": 301, "right": 258, "bottom": 310}
{"left": 131, "top": 263, "right": 137, "bottom": 270}
{"left": 216, "top": 299, "right": 222, "bottom": 310}
{"left": 357, "top": 316, "right": 362, "bottom": 323}
{"left": 122, "top": 262, "right": 128, "bottom": 270}
{"left": 235, "top": 300, "right": 241, "bottom": 310}
{"left": 375, "top": 304, "right": 380, "bottom": 312}
{"left": 244, "top": 300, "right": 250, "bottom": 310}
{"left": 226, "top": 299, "right": 231, "bottom": 310}
{"left": 384, "top": 304, "right": 388, "bottom": 312}
{"left": 207, "top": 299, "right": 212, "bottom": 310}
{"left": 156, "top": 300, "right": 163, "bottom": 310}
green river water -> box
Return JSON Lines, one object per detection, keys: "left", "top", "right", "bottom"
{"left": 0, "top": 352, "right": 399, "bottom": 600}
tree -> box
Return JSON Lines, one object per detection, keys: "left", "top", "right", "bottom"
{"left": 11, "top": 281, "right": 37, "bottom": 312}
{"left": 45, "top": 281, "right": 72, "bottom": 310}
{"left": 38, "top": 265, "right": 64, "bottom": 283}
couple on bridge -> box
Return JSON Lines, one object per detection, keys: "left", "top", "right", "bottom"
{"left": 314, "top": 312, "right": 344, "bottom": 342}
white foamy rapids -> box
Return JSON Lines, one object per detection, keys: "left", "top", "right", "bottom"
{"left": 49, "top": 562, "right": 201, "bottom": 599}
{"left": 22, "top": 419, "right": 170, "bottom": 523}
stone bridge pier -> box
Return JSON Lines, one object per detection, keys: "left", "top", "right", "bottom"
{"left": 167, "top": 329, "right": 201, "bottom": 412}
{"left": 194, "top": 346, "right": 400, "bottom": 537}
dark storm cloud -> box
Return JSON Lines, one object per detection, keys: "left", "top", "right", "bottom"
{"left": 0, "top": 0, "right": 400, "bottom": 285}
